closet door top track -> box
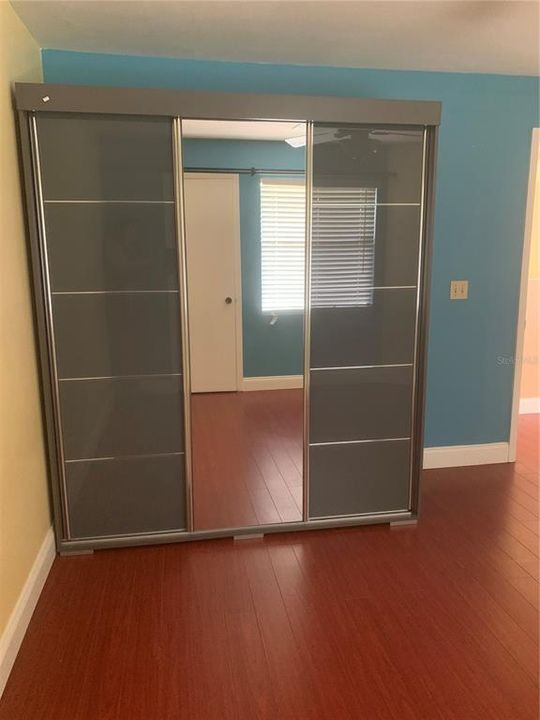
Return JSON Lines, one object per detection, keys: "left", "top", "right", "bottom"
{"left": 15, "top": 83, "right": 441, "bottom": 126}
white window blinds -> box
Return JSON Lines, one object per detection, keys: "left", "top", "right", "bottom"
{"left": 260, "top": 179, "right": 306, "bottom": 312}
{"left": 260, "top": 182, "right": 378, "bottom": 312}
{"left": 311, "top": 187, "right": 377, "bottom": 308}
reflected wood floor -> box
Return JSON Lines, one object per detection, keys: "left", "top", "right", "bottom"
{"left": 0, "top": 416, "right": 538, "bottom": 719}
{"left": 192, "top": 389, "right": 303, "bottom": 529}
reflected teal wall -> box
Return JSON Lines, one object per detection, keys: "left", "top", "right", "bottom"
{"left": 42, "top": 49, "right": 540, "bottom": 447}
{"left": 183, "top": 139, "right": 305, "bottom": 377}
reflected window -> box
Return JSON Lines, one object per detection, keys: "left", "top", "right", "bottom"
{"left": 312, "top": 187, "right": 377, "bottom": 308}
{"left": 260, "top": 179, "right": 306, "bottom": 312}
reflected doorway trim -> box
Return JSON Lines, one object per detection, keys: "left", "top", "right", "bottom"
{"left": 173, "top": 118, "right": 194, "bottom": 532}
{"left": 232, "top": 175, "right": 244, "bottom": 391}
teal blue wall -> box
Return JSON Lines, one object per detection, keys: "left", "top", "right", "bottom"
{"left": 183, "top": 139, "right": 305, "bottom": 377}
{"left": 41, "top": 49, "right": 540, "bottom": 448}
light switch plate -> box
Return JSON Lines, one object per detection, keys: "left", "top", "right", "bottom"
{"left": 450, "top": 280, "right": 469, "bottom": 300}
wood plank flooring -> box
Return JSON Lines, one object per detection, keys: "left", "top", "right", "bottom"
{"left": 0, "top": 416, "right": 537, "bottom": 719}
{"left": 191, "top": 389, "right": 303, "bottom": 529}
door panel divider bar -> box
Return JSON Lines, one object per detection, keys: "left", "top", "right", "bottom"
{"left": 308, "top": 286, "right": 417, "bottom": 296}
{"left": 59, "top": 373, "right": 182, "bottom": 381}
{"left": 310, "top": 437, "right": 410, "bottom": 447}
{"left": 52, "top": 290, "right": 179, "bottom": 295}
{"left": 313, "top": 202, "right": 420, "bottom": 207}
{"left": 311, "top": 508, "right": 409, "bottom": 522}
{"left": 44, "top": 199, "right": 175, "bottom": 204}
{"left": 311, "top": 364, "right": 413, "bottom": 371}
{"left": 65, "top": 451, "right": 185, "bottom": 463}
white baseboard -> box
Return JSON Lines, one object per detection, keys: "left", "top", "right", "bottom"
{"left": 241, "top": 375, "right": 303, "bottom": 391}
{"left": 519, "top": 397, "right": 540, "bottom": 414}
{"left": 423, "top": 442, "right": 509, "bottom": 469}
{"left": 0, "top": 527, "right": 55, "bottom": 697}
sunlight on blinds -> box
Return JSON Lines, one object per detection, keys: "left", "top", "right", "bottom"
{"left": 261, "top": 182, "right": 377, "bottom": 312}
{"left": 311, "top": 187, "right": 377, "bottom": 308}
{"left": 261, "top": 179, "right": 306, "bottom": 312}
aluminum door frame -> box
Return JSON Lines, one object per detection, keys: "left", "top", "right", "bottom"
{"left": 303, "top": 124, "right": 434, "bottom": 522}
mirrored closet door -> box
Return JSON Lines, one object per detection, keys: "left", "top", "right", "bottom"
{"left": 180, "top": 119, "right": 307, "bottom": 531}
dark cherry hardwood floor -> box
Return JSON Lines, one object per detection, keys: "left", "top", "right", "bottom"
{"left": 192, "top": 389, "right": 303, "bottom": 529}
{"left": 0, "top": 416, "right": 537, "bottom": 719}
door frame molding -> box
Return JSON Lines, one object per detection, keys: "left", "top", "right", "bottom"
{"left": 508, "top": 127, "right": 539, "bottom": 461}
{"left": 231, "top": 174, "right": 244, "bottom": 391}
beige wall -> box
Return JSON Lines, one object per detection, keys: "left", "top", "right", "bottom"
{"left": 520, "top": 153, "right": 539, "bottom": 401}
{"left": 0, "top": 3, "right": 50, "bottom": 638}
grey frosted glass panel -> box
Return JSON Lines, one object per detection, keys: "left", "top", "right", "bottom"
{"left": 60, "top": 376, "right": 184, "bottom": 460}
{"left": 53, "top": 293, "right": 182, "bottom": 378}
{"left": 310, "top": 288, "right": 416, "bottom": 368}
{"left": 66, "top": 455, "right": 186, "bottom": 538}
{"left": 37, "top": 113, "right": 173, "bottom": 200}
{"left": 44, "top": 203, "right": 178, "bottom": 291}
{"left": 310, "top": 366, "right": 412, "bottom": 443}
{"left": 312, "top": 125, "right": 424, "bottom": 204}
{"left": 309, "top": 440, "right": 410, "bottom": 518}
{"left": 372, "top": 206, "right": 421, "bottom": 287}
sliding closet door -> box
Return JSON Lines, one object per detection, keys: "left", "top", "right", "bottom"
{"left": 308, "top": 124, "right": 425, "bottom": 519}
{"left": 34, "top": 113, "right": 186, "bottom": 539}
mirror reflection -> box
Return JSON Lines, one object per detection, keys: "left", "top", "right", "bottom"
{"left": 182, "top": 119, "right": 306, "bottom": 530}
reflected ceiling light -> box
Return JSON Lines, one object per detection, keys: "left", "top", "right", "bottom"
{"left": 284, "top": 135, "right": 306, "bottom": 148}
{"left": 285, "top": 128, "right": 352, "bottom": 147}
{"left": 284, "top": 123, "right": 307, "bottom": 147}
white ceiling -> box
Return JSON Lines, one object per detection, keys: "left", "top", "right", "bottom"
{"left": 11, "top": 0, "right": 540, "bottom": 76}
{"left": 183, "top": 119, "right": 304, "bottom": 141}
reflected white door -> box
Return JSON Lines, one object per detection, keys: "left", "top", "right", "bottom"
{"left": 184, "top": 173, "right": 241, "bottom": 393}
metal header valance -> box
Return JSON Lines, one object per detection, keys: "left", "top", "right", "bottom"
{"left": 15, "top": 82, "right": 441, "bottom": 126}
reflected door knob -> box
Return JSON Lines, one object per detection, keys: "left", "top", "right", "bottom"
{"left": 225, "top": 296, "right": 233, "bottom": 304}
